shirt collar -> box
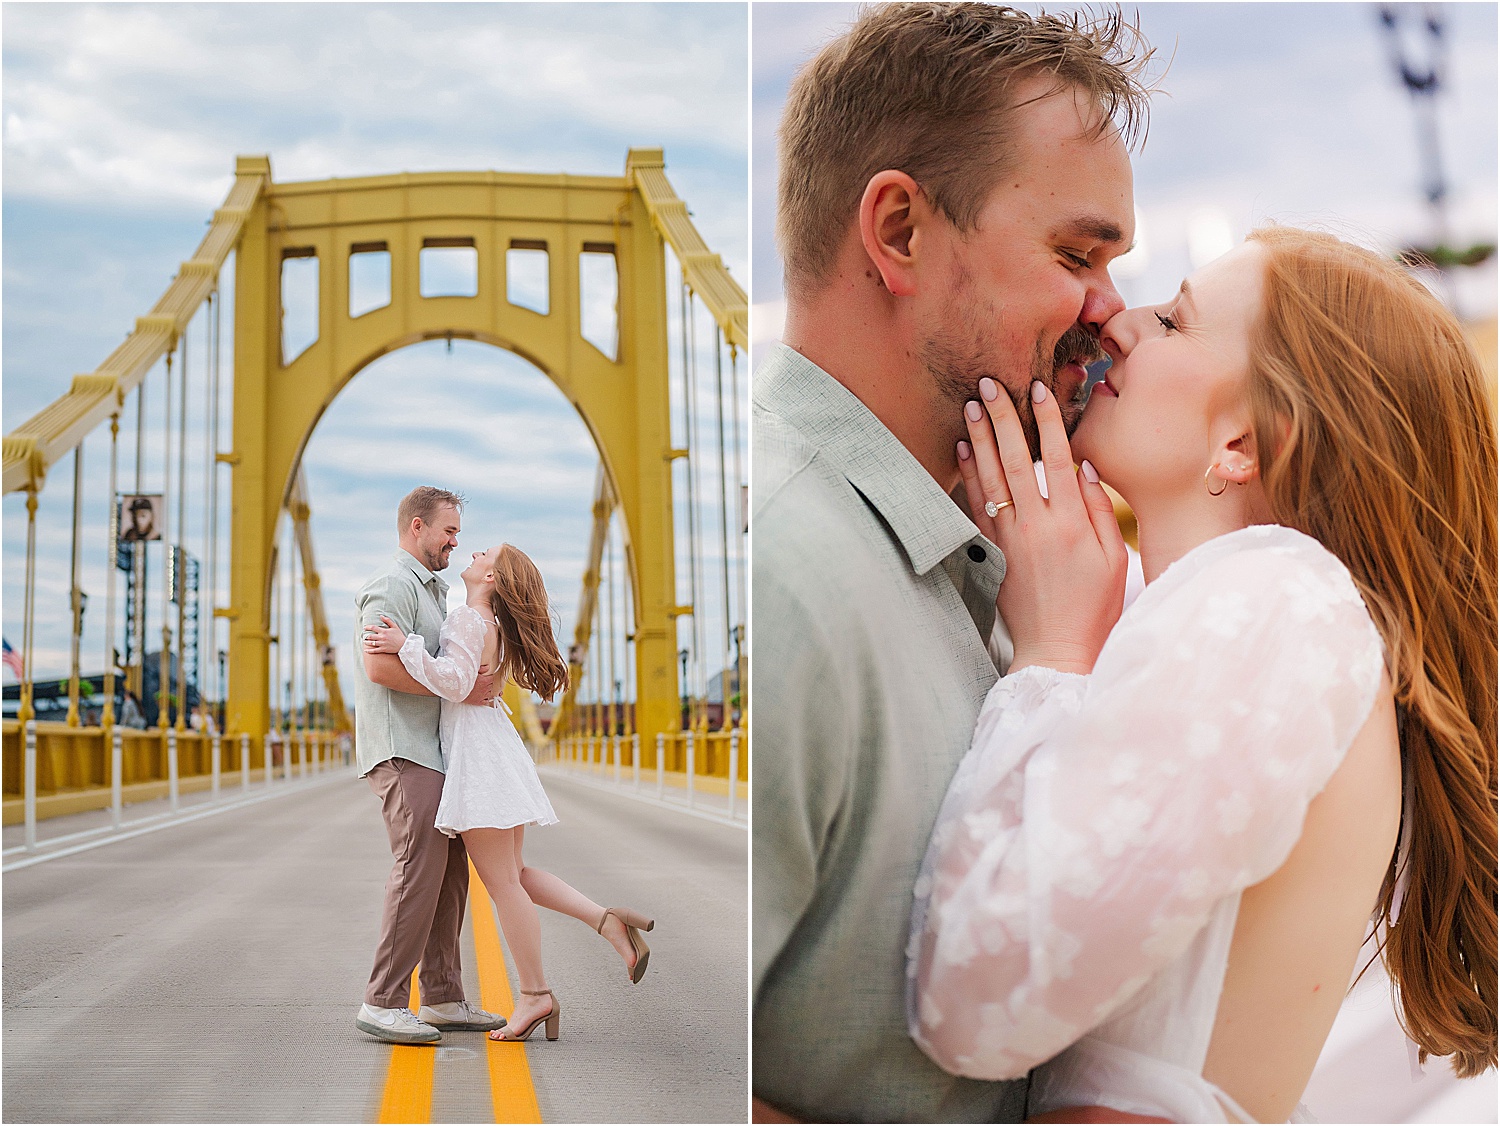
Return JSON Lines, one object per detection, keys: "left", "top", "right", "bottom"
{"left": 396, "top": 549, "right": 448, "bottom": 595}
{"left": 755, "top": 343, "right": 996, "bottom": 577}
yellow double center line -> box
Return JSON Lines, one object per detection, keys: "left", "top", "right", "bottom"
{"left": 377, "top": 861, "right": 542, "bottom": 1122}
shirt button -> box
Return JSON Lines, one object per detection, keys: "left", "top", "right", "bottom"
{"left": 967, "top": 544, "right": 986, "bottom": 563}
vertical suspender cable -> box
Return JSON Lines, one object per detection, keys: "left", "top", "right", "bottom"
{"left": 20, "top": 489, "right": 39, "bottom": 724}
{"left": 159, "top": 348, "right": 175, "bottom": 732}
{"left": 176, "top": 320, "right": 190, "bottom": 731}
{"left": 22, "top": 487, "right": 39, "bottom": 851}
{"left": 728, "top": 343, "right": 746, "bottom": 724}
{"left": 714, "top": 325, "right": 732, "bottom": 728}
{"left": 202, "top": 294, "right": 215, "bottom": 732}
{"left": 677, "top": 274, "right": 693, "bottom": 734}
{"left": 131, "top": 383, "right": 146, "bottom": 705}
{"left": 682, "top": 280, "right": 704, "bottom": 730}
{"left": 103, "top": 412, "right": 120, "bottom": 728}
{"left": 625, "top": 546, "right": 637, "bottom": 738}
{"left": 606, "top": 515, "right": 617, "bottom": 741}
{"left": 67, "top": 445, "right": 84, "bottom": 725}
{"left": 288, "top": 517, "right": 298, "bottom": 772}
{"left": 273, "top": 536, "right": 282, "bottom": 750}
{"left": 209, "top": 286, "right": 223, "bottom": 738}
{"left": 592, "top": 572, "right": 603, "bottom": 757}
{"left": 689, "top": 294, "right": 708, "bottom": 732}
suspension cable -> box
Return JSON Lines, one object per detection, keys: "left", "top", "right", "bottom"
{"left": 288, "top": 516, "right": 298, "bottom": 745}
{"left": 20, "top": 488, "right": 38, "bottom": 724}
{"left": 683, "top": 279, "right": 706, "bottom": 730}
{"left": 159, "top": 347, "right": 175, "bottom": 731}
{"left": 175, "top": 318, "right": 189, "bottom": 732}
{"left": 67, "top": 443, "right": 84, "bottom": 726}
{"left": 209, "top": 285, "right": 222, "bottom": 734}
{"left": 728, "top": 341, "right": 746, "bottom": 726}
{"left": 607, "top": 513, "right": 618, "bottom": 739}
{"left": 272, "top": 536, "right": 282, "bottom": 739}
{"left": 714, "top": 325, "right": 732, "bottom": 729}
{"left": 202, "top": 293, "right": 215, "bottom": 730}
{"left": 102, "top": 410, "right": 120, "bottom": 728}
{"left": 623, "top": 526, "right": 636, "bottom": 740}
{"left": 131, "top": 381, "right": 146, "bottom": 703}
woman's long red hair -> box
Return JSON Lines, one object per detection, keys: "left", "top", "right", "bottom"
{"left": 1246, "top": 226, "right": 1497, "bottom": 1076}
{"left": 488, "top": 544, "right": 569, "bottom": 703}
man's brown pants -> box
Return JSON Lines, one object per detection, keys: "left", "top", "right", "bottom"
{"left": 364, "top": 757, "right": 468, "bottom": 1009}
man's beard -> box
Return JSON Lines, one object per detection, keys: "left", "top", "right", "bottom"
{"left": 918, "top": 274, "right": 1103, "bottom": 460}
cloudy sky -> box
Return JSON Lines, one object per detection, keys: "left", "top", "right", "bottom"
{"left": 752, "top": 1, "right": 1498, "bottom": 341}
{"left": 2, "top": 2, "right": 749, "bottom": 712}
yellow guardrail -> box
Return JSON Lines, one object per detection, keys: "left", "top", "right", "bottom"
{"left": 1, "top": 718, "right": 346, "bottom": 825}
{"left": 544, "top": 726, "right": 747, "bottom": 818}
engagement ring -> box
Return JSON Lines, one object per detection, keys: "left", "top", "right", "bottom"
{"left": 984, "top": 499, "right": 1013, "bottom": 517}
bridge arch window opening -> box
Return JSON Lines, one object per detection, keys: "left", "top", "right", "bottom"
{"left": 579, "top": 243, "right": 620, "bottom": 361}
{"left": 419, "top": 237, "right": 479, "bottom": 300}
{"left": 348, "top": 242, "right": 391, "bottom": 318}
{"left": 664, "top": 244, "right": 748, "bottom": 737}
{"left": 506, "top": 240, "right": 550, "bottom": 315}
{"left": 280, "top": 247, "right": 319, "bottom": 365}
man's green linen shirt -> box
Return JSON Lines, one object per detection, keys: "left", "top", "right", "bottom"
{"left": 752, "top": 344, "right": 1027, "bottom": 1123}
{"left": 353, "top": 550, "right": 450, "bottom": 777}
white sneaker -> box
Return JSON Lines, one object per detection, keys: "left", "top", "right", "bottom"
{"left": 419, "top": 998, "right": 506, "bottom": 1031}
{"left": 356, "top": 1003, "right": 442, "bottom": 1044}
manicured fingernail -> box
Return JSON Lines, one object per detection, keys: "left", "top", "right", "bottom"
{"left": 1031, "top": 380, "right": 1047, "bottom": 403}
{"left": 965, "top": 401, "right": 983, "bottom": 421}
{"left": 979, "top": 377, "right": 999, "bottom": 402}
{"left": 957, "top": 441, "right": 972, "bottom": 461}
{"left": 1081, "top": 459, "right": 1099, "bottom": 483}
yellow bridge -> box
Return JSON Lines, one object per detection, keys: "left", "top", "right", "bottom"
{"left": 2, "top": 149, "right": 747, "bottom": 835}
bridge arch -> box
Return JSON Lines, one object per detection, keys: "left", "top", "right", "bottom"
{"left": 228, "top": 153, "right": 687, "bottom": 745}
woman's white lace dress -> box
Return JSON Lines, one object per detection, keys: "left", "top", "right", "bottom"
{"left": 907, "top": 525, "right": 1385, "bottom": 1122}
{"left": 397, "top": 604, "right": 558, "bottom": 834}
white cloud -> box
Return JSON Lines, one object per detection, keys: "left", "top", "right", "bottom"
{"left": 3, "top": 3, "right": 748, "bottom": 213}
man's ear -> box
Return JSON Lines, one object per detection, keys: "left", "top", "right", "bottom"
{"left": 858, "top": 170, "right": 928, "bottom": 298}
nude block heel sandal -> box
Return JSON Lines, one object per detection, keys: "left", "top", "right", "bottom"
{"left": 490, "top": 989, "right": 559, "bottom": 1042}
{"left": 598, "top": 907, "right": 655, "bottom": 984}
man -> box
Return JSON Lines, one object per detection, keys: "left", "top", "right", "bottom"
{"left": 120, "top": 496, "right": 158, "bottom": 542}
{"left": 353, "top": 486, "right": 504, "bottom": 1044}
{"left": 753, "top": 5, "right": 1153, "bottom": 1121}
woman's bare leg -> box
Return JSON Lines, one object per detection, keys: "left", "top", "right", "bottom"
{"left": 512, "top": 825, "right": 642, "bottom": 972}
{"left": 462, "top": 827, "right": 553, "bottom": 1034}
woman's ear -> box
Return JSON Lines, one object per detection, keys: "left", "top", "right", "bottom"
{"left": 1213, "top": 430, "right": 1259, "bottom": 485}
{"left": 858, "top": 170, "right": 927, "bottom": 298}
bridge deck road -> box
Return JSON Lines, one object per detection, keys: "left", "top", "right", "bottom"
{"left": 2, "top": 769, "right": 747, "bottom": 1123}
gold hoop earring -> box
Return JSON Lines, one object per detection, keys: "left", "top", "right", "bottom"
{"left": 1205, "top": 463, "right": 1228, "bottom": 497}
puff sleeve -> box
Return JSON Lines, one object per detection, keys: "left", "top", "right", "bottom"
{"left": 397, "top": 604, "right": 485, "bottom": 704}
{"left": 907, "top": 528, "right": 1385, "bottom": 1079}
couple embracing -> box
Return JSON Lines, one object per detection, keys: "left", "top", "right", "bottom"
{"left": 352, "top": 486, "right": 654, "bottom": 1048}
{"left": 754, "top": 4, "right": 1495, "bottom": 1123}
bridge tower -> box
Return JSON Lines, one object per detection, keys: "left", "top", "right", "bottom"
{"left": 223, "top": 150, "right": 730, "bottom": 750}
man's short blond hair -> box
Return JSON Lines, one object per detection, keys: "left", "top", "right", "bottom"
{"left": 397, "top": 486, "right": 465, "bottom": 535}
{"left": 777, "top": 2, "right": 1155, "bottom": 295}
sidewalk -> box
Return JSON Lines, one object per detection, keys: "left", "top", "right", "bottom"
{"left": 536, "top": 759, "right": 748, "bottom": 827}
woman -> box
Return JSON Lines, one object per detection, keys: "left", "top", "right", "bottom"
{"left": 365, "top": 542, "right": 655, "bottom": 1043}
{"left": 908, "top": 227, "right": 1496, "bottom": 1121}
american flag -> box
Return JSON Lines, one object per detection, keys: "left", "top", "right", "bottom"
{"left": 2, "top": 637, "right": 23, "bottom": 680}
